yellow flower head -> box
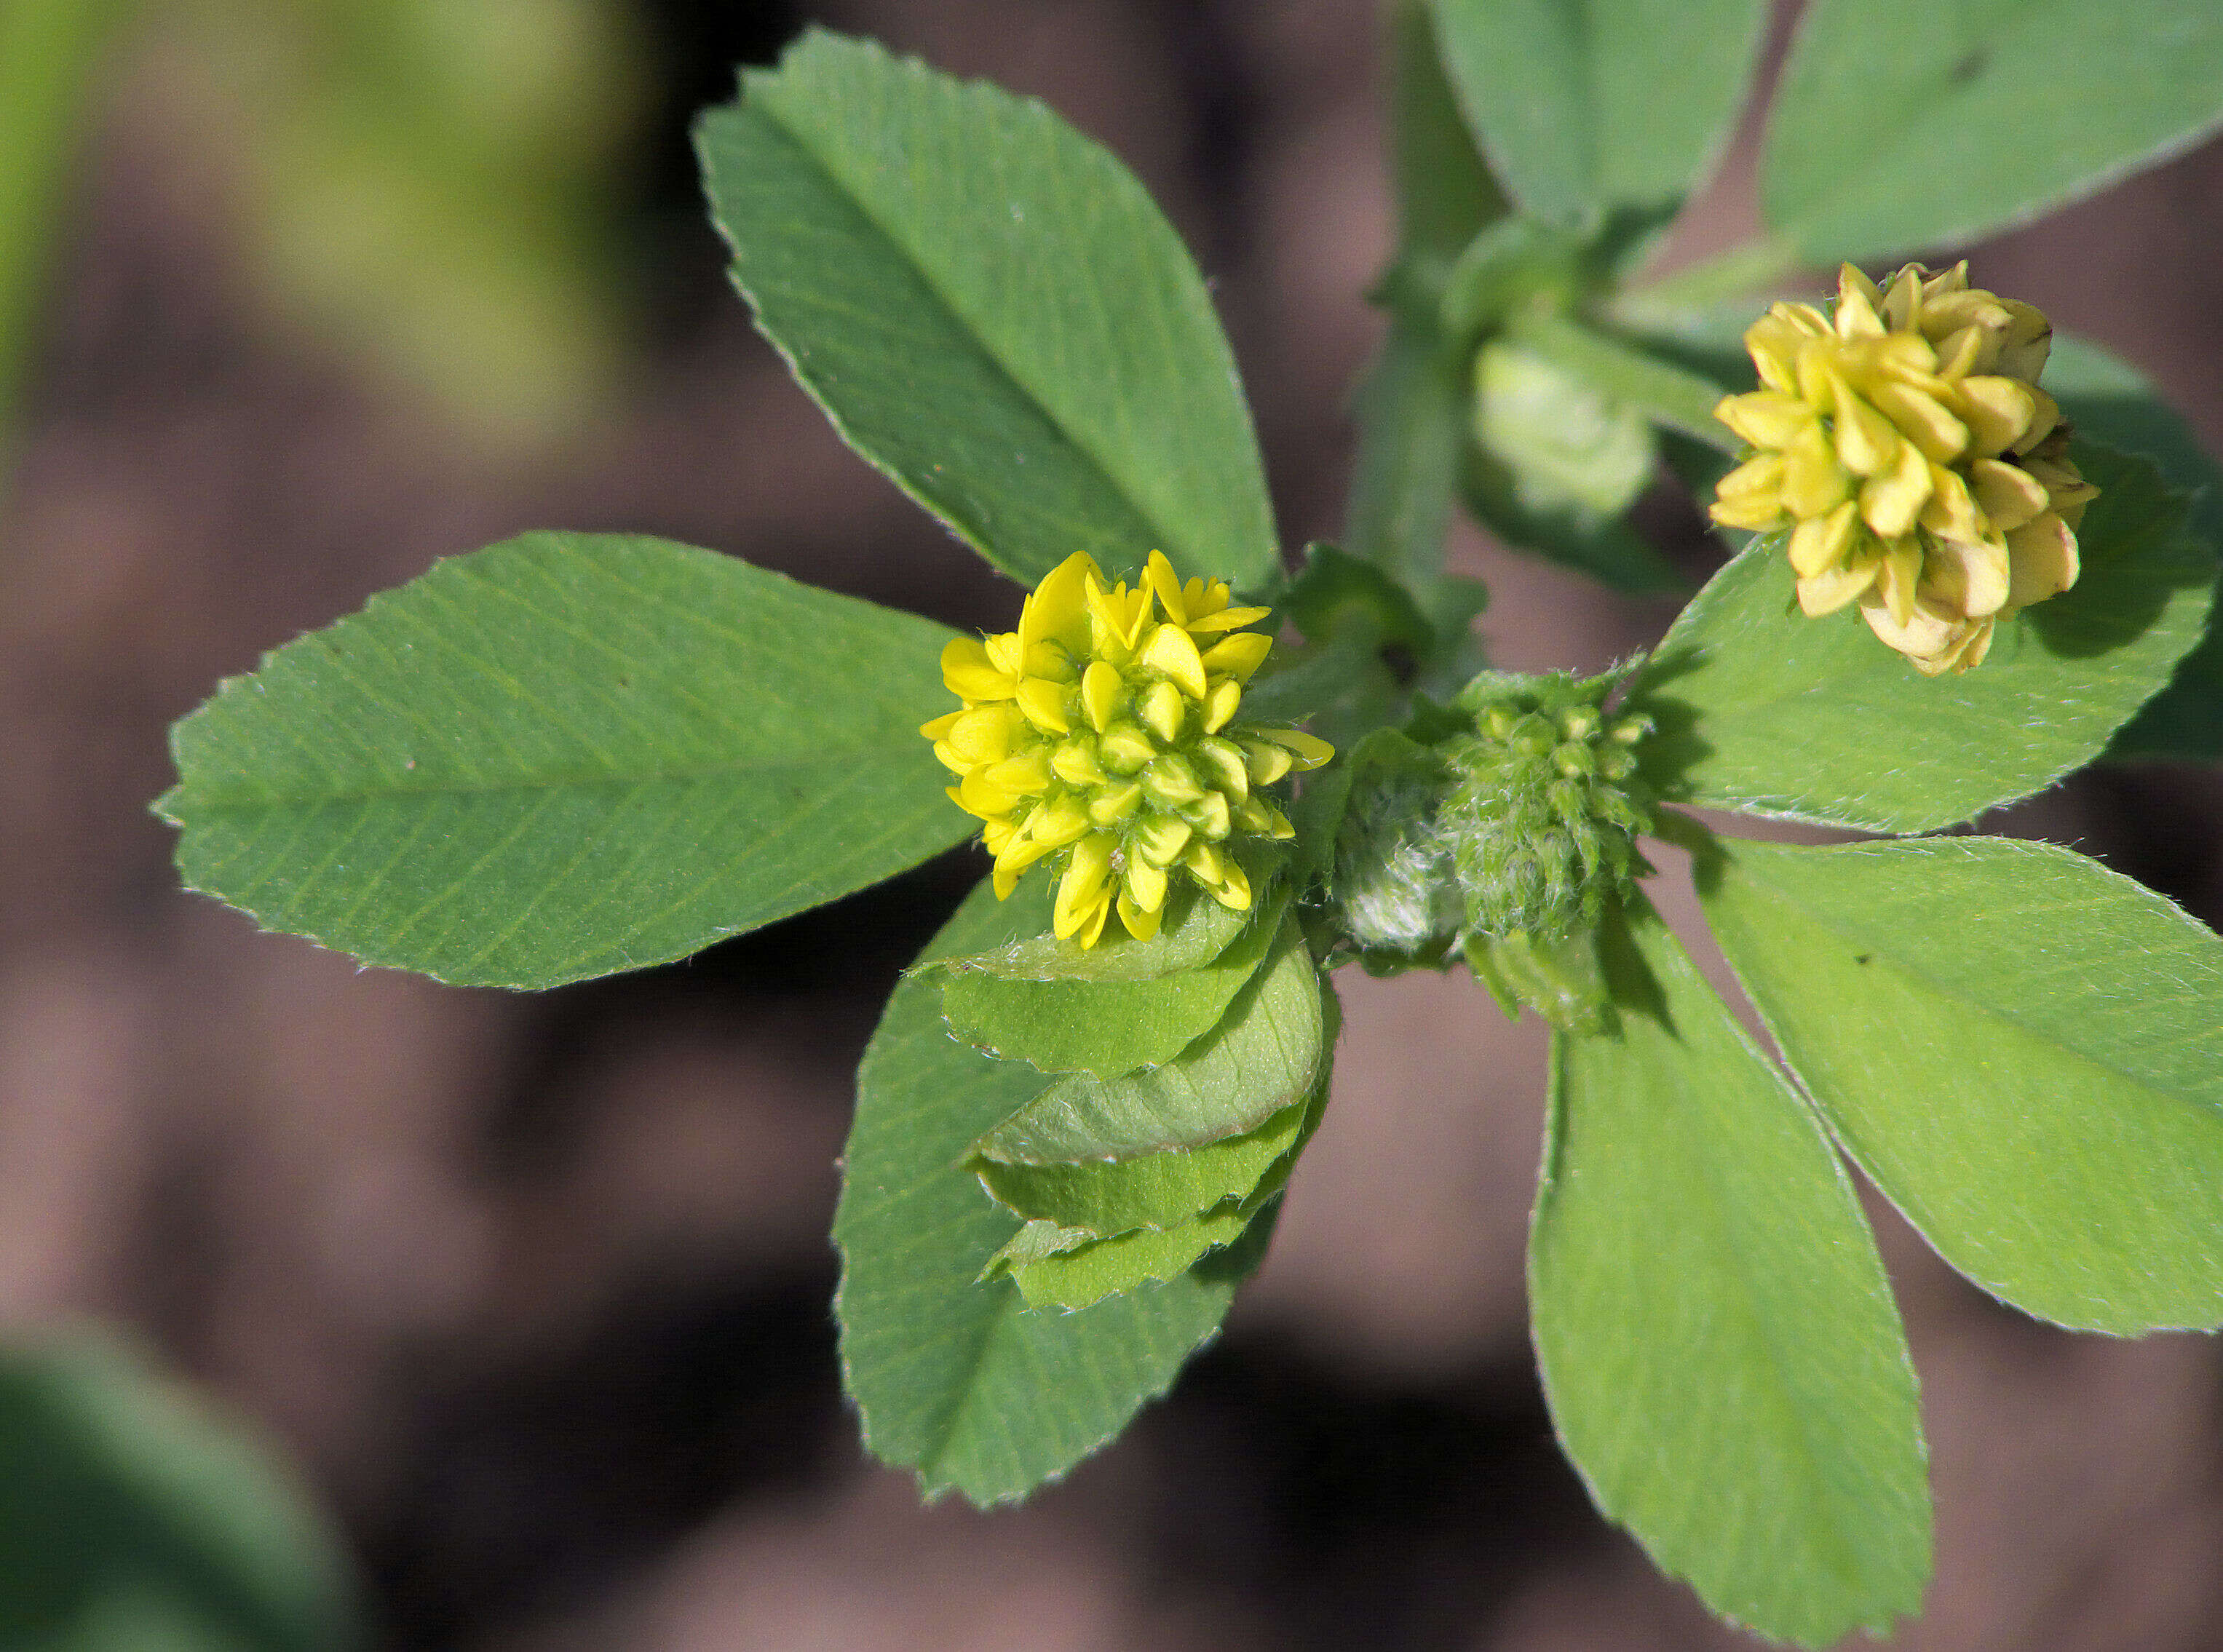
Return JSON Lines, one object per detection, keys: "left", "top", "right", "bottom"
{"left": 1711, "top": 261, "right": 2098, "bottom": 675}
{"left": 923, "top": 550, "right": 1333, "bottom": 947}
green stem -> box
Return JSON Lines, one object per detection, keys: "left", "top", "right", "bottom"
{"left": 1503, "top": 310, "right": 1740, "bottom": 453}
{"left": 0, "top": 0, "right": 132, "bottom": 510}
{"left": 1606, "top": 234, "right": 1805, "bottom": 325}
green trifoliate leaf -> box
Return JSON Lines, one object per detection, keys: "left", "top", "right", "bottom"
{"left": 0, "top": 1333, "right": 360, "bottom": 1652}
{"left": 1430, "top": 0, "right": 1767, "bottom": 230}
{"left": 697, "top": 29, "right": 1278, "bottom": 592}
{"left": 940, "top": 891, "right": 1286, "bottom": 1079}
{"left": 1701, "top": 834, "right": 2223, "bottom": 1334}
{"left": 2044, "top": 335, "right": 2223, "bottom": 761}
{"left": 838, "top": 876, "right": 1253, "bottom": 1505}
{"left": 159, "top": 533, "right": 967, "bottom": 990}
{"left": 971, "top": 913, "right": 1323, "bottom": 1163}
{"left": 1535, "top": 894, "right": 1930, "bottom": 1648}
{"left": 1632, "top": 443, "right": 2216, "bottom": 833}
{"left": 1764, "top": 0, "right": 2223, "bottom": 263}
{"left": 1004, "top": 1204, "right": 1271, "bottom": 1313}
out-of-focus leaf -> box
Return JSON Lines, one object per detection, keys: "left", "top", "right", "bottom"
{"left": 837, "top": 877, "right": 1255, "bottom": 1504}
{"left": 0, "top": 1333, "right": 358, "bottom": 1651}
{"left": 160, "top": 533, "right": 967, "bottom": 989}
{"left": 1534, "top": 896, "right": 1929, "bottom": 1647}
{"left": 1430, "top": 0, "right": 1767, "bottom": 229}
{"left": 1764, "top": 0, "right": 2223, "bottom": 261}
{"left": 1632, "top": 444, "right": 2216, "bottom": 830}
{"left": 1703, "top": 834, "right": 2223, "bottom": 1333}
{"left": 698, "top": 29, "right": 1279, "bottom": 592}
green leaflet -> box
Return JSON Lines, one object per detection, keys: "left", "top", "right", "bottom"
{"left": 159, "top": 533, "right": 968, "bottom": 990}
{"left": 2044, "top": 334, "right": 2223, "bottom": 761}
{"left": 1631, "top": 443, "right": 2216, "bottom": 833}
{"left": 1764, "top": 0, "right": 2223, "bottom": 263}
{"left": 1430, "top": 0, "right": 1766, "bottom": 229}
{"left": 697, "top": 29, "right": 1278, "bottom": 592}
{"left": 0, "top": 1333, "right": 360, "bottom": 1651}
{"left": 976, "top": 1097, "right": 1308, "bottom": 1236}
{"left": 836, "top": 876, "right": 1251, "bottom": 1505}
{"left": 1535, "top": 895, "right": 1929, "bottom": 1648}
{"left": 970, "top": 913, "right": 1323, "bottom": 1163}
{"left": 940, "top": 891, "right": 1287, "bottom": 1079}
{"left": 1701, "top": 835, "right": 2223, "bottom": 1333}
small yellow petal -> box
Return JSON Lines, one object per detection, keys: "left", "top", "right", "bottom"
{"left": 942, "top": 636, "right": 1015, "bottom": 701}
{"left": 2006, "top": 512, "right": 2079, "bottom": 608}
{"left": 1968, "top": 458, "right": 2049, "bottom": 533}
{"left": 1788, "top": 501, "right": 1861, "bottom": 579}
{"left": 1952, "top": 376, "right": 2037, "bottom": 459}
{"left": 1200, "top": 632, "right": 1273, "bottom": 683}
{"left": 1015, "top": 678, "right": 1072, "bottom": 734}
{"left": 1716, "top": 392, "right": 1811, "bottom": 450}
{"left": 1087, "top": 781, "right": 1144, "bottom": 825}
{"left": 1257, "top": 727, "right": 1335, "bottom": 770}
{"left": 1196, "top": 736, "right": 1249, "bottom": 801}
{"left": 1240, "top": 738, "right": 1294, "bottom": 787}
{"left": 1098, "top": 722, "right": 1156, "bottom": 774}
{"left": 1116, "top": 890, "right": 1163, "bottom": 942}
{"left": 1138, "top": 680, "right": 1186, "bottom": 744}
{"left": 1203, "top": 678, "right": 1243, "bottom": 734}
{"left": 1081, "top": 660, "right": 1123, "bottom": 732}
{"left": 1867, "top": 381, "right": 1969, "bottom": 464}
{"left": 1859, "top": 440, "right": 1933, "bottom": 539}
{"left": 1050, "top": 739, "right": 1106, "bottom": 788}
{"left": 1138, "top": 621, "right": 1209, "bottom": 699}
{"left": 1021, "top": 552, "right": 1098, "bottom": 659}
{"left": 1122, "top": 854, "right": 1168, "bottom": 914}
{"left": 1133, "top": 815, "right": 1192, "bottom": 867}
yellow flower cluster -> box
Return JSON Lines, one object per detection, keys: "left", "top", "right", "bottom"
{"left": 924, "top": 551, "right": 1332, "bottom": 947}
{"left": 1711, "top": 262, "right": 2097, "bottom": 674}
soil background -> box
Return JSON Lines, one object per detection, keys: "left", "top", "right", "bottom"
{"left": 7, "top": 2, "right": 2223, "bottom": 1648}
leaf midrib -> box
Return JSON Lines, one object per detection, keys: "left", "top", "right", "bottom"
{"left": 165, "top": 744, "right": 928, "bottom": 816}
{"left": 1729, "top": 848, "right": 2223, "bottom": 1110}
{"left": 732, "top": 69, "right": 1239, "bottom": 587}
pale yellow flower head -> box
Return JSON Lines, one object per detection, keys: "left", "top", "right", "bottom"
{"left": 1711, "top": 262, "right": 2098, "bottom": 674}
{"left": 924, "top": 550, "right": 1332, "bottom": 947}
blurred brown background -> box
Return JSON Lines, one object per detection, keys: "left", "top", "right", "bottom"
{"left": 6, "top": 1, "right": 2223, "bottom": 1647}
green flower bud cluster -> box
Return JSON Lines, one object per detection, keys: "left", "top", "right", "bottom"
{"left": 1441, "top": 675, "right": 1653, "bottom": 941}
{"left": 1325, "top": 667, "right": 1655, "bottom": 985}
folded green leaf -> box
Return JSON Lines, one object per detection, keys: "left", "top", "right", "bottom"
{"left": 0, "top": 1333, "right": 360, "bottom": 1652}
{"left": 1632, "top": 442, "right": 2216, "bottom": 832}
{"left": 1006, "top": 1204, "right": 1261, "bottom": 1311}
{"left": 697, "top": 29, "right": 1278, "bottom": 592}
{"left": 837, "top": 876, "right": 1249, "bottom": 1505}
{"left": 1535, "top": 894, "right": 1930, "bottom": 1648}
{"left": 159, "top": 532, "right": 968, "bottom": 990}
{"left": 1701, "top": 834, "right": 2223, "bottom": 1333}
{"left": 976, "top": 1096, "right": 1310, "bottom": 1236}
{"left": 1764, "top": 0, "right": 2223, "bottom": 262}
{"left": 972, "top": 913, "right": 1323, "bottom": 1163}
{"left": 941, "top": 891, "right": 1286, "bottom": 1079}
{"left": 1430, "top": 0, "right": 1766, "bottom": 229}
{"left": 2045, "top": 335, "right": 2223, "bottom": 761}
